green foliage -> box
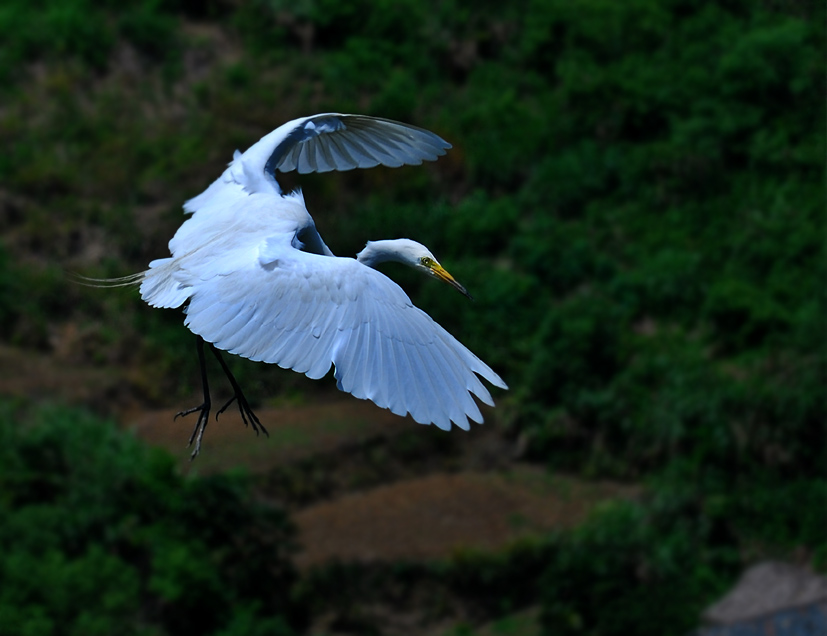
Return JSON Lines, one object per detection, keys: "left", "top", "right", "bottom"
{"left": 0, "top": 401, "right": 300, "bottom": 636}
{"left": 0, "top": 0, "right": 183, "bottom": 84}
{"left": 538, "top": 473, "right": 827, "bottom": 636}
{"left": 295, "top": 539, "right": 556, "bottom": 632}
{"left": 118, "top": 0, "right": 179, "bottom": 61}
{"left": 539, "top": 500, "right": 736, "bottom": 636}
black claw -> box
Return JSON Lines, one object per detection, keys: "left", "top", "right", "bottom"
{"left": 175, "top": 336, "right": 212, "bottom": 459}
{"left": 175, "top": 401, "right": 210, "bottom": 460}
{"left": 216, "top": 395, "right": 237, "bottom": 421}
{"left": 174, "top": 336, "right": 270, "bottom": 458}
{"left": 209, "top": 343, "right": 269, "bottom": 438}
{"left": 215, "top": 391, "right": 268, "bottom": 437}
{"left": 176, "top": 405, "right": 204, "bottom": 420}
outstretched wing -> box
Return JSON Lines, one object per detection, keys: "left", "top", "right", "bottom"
{"left": 184, "top": 114, "right": 451, "bottom": 215}
{"left": 265, "top": 114, "right": 451, "bottom": 174}
{"left": 180, "top": 236, "right": 506, "bottom": 431}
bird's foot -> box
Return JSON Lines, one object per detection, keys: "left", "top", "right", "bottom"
{"left": 175, "top": 402, "right": 211, "bottom": 459}
{"left": 216, "top": 393, "right": 269, "bottom": 438}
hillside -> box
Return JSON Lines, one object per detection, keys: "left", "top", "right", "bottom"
{"left": 0, "top": 1, "right": 822, "bottom": 634}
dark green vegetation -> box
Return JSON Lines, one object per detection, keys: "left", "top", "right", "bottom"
{"left": 0, "top": 401, "right": 299, "bottom": 636}
{"left": 0, "top": 0, "right": 822, "bottom": 634}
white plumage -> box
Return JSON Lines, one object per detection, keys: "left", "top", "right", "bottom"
{"left": 133, "top": 113, "right": 507, "bottom": 450}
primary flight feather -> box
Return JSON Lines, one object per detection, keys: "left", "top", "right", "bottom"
{"left": 118, "top": 113, "right": 507, "bottom": 455}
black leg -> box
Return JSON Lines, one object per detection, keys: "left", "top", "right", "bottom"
{"left": 209, "top": 344, "right": 269, "bottom": 438}
{"left": 174, "top": 335, "right": 211, "bottom": 459}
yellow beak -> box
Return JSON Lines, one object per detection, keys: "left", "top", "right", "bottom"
{"left": 431, "top": 263, "right": 473, "bottom": 300}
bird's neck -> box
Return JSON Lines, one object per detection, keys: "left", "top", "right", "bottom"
{"left": 356, "top": 240, "right": 406, "bottom": 269}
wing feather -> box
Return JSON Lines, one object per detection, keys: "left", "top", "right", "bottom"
{"left": 386, "top": 309, "right": 438, "bottom": 426}
{"left": 319, "top": 134, "right": 361, "bottom": 172}
{"left": 421, "top": 332, "right": 471, "bottom": 429}
{"left": 391, "top": 331, "right": 427, "bottom": 424}
{"left": 180, "top": 114, "right": 451, "bottom": 218}
{"left": 357, "top": 314, "right": 379, "bottom": 403}
{"left": 335, "top": 322, "right": 368, "bottom": 398}
{"left": 215, "top": 303, "right": 259, "bottom": 350}
{"left": 266, "top": 114, "right": 450, "bottom": 175}
{"left": 383, "top": 335, "right": 406, "bottom": 417}
{"left": 314, "top": 137, "right": 337, "bottom": 173}
{"left": 436, "top": 334, "right": 485, "bottom": 423}
{"left": 223, "top": 303, "right": 266, "bottom": 354}
{"left": 372, "top": 301, "right": 397, "bottom": 409}
{"left": 405, "top": 305, "right": 464, "bottom": 429}
{"left": 343, "top": 128, "right": 400, "bottom": 165}
{"left": 182, "top": 247, "right": 503, "bottom": 430}
{"left": 332, "top": 131, "right": 377, "bottom": 167}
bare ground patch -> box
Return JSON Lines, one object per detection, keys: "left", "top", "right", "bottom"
{"left": 293, "top": 467, "right": 638, "bottom": 568}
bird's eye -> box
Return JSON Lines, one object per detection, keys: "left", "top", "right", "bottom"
{"left": 420, "top": 257, "right": 434, "bottom": 267}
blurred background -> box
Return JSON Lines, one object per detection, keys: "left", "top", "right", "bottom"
{"left": 0, "top": 0, "right": 822, "bottom": 634}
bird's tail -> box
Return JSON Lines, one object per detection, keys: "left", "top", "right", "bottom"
{"left": 139, "top": 258, "right": 191, "bottom": 308}
{"left": 73, "top": 258, "right": 191, "bottom": 309}
{"left": 70, "top": 271, "right": 145, "bottom": 288}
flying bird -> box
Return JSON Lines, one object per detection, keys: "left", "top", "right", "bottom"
{"left": 98, "top": 114, "right": 507, "bottom": 456}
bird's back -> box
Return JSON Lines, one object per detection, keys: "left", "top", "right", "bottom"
{"left": 141, "top": 191, "right": 317, "bottom": 309}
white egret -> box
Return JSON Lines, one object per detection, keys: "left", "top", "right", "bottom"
{"left": 101, "top": 113, "right": 507, "bottom": 456}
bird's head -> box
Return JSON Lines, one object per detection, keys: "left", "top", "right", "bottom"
{"left": 413, "top": 251, "right": 473, "bottom": 300}
{"left": 357, "top": 239, "right": 472, "bottom": 300}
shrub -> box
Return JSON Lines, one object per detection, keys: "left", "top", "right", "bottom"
{"left": 0, "top": 401, "right": 302, "bottom": 636}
